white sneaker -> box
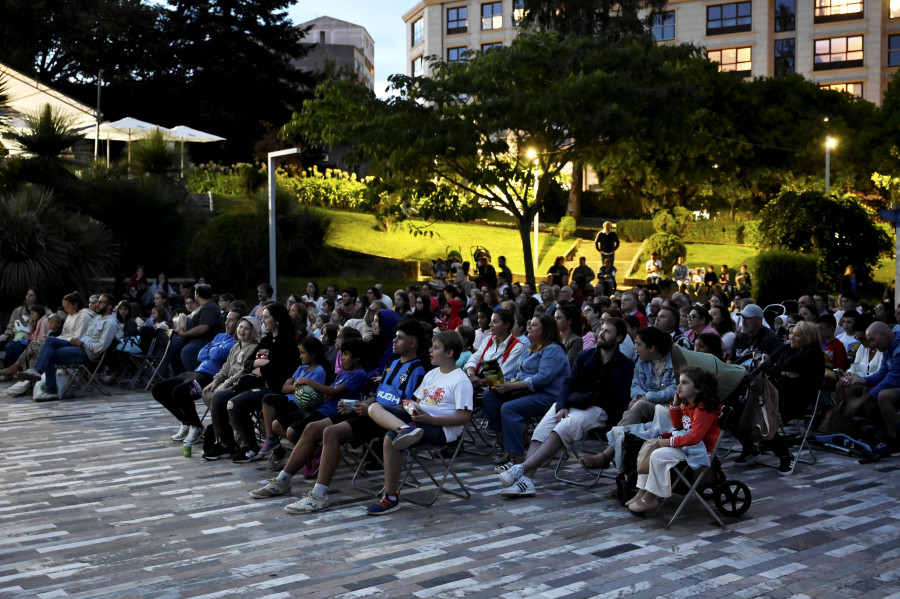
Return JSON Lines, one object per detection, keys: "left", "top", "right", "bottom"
{"left": 284, "top": 491, "right": 329, "bottom": 514}
{"left": 183, "top": 425, "right": 205, "bottom": 446}
{"left": 249, "top": 478, "right": 292, "bottom": 499}
{"left": 171, "top": 424, "right": 190, "bottom": 442}
{"left": 494, "top": 460, "right": 517, "bottom": 474}
{"left": 498, "top": 463, "right": 524, "bottom": 487}
{"left": 501, "top": 476, "right": 536, "bottom": 497}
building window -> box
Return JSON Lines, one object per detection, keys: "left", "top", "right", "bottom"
{"left": 447, "top": 6, "right": 468, "bottom": 35}
{"left": 412, "top": 56, "right": 424, "bottom": 77}
{"left": 708, "top": 47, "right": 752, "bottom": 75}
{"left": 482, "top": 2, "right": 502, "bottom": 30}
{"left": 814, "top": 35, "right": 863, "bottom": 71}
{"left": 513, "top": 0, "right": 526, "bottom": 25}
{"left": 707, "top": 2, "right": 752, "bottom": 36}
{"left": 481, "top": 42, "right": 503, "bottom": 52}
{"left": 821, "top": 82, "right": 863, "bottom": 96}
{"left": 814, "top": 0, "right": 863, "bottom": 23}
{"left": 892, "top": 0, "right": 900, "bottom": 18}
{"left": 774, "top": 0, "right": 795, "bottom": 32}
{"left": 774, "top": 39, "right": 795, "bottom": 75}
{"left": 411, "top": 18, "right": 424, "bottom": 47}
{"left": 652, "top": 11, "right": 675, "bottom": 41}
{"left": 890, "top": 35, "right": 900, "bottom": 66}
{"left": 448, "top": 46, "right": 467, "bottom": 63}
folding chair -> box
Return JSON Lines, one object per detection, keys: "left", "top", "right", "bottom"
{"left": 659, "top": 406, "right": 738, "bottom": 530}
{"left": 137, "top": 328, "right": 174, "bottom": 391}
{"left": 462, "top": 406, "right": 496, "bottom": 456}
{"left": 758, "top": 387, "right": 823, "bottom": 472}
{"left": 65, "top": 348, "right": 114, "bottom": 398}
{"left": 398, "top": 432, "right": 471, "bottom": 507}
{"left": 554, "top": 426, "right": 615, "bottom": 488}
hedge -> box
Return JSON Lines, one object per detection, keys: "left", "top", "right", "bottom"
{"left": 754, "top": 249, "right": 818, "bottom": 307}
{"left": 616, "top": 219, "right": 759, "bottom": 245}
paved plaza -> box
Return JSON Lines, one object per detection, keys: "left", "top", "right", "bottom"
{"left": 1, "top": 384, "right": 900, "bottom": 599}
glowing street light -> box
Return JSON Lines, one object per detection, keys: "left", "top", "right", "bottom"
{"left": 825, "top": 136, "right": 837, "bottom": 194}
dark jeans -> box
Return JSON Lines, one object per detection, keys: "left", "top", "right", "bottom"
{"left": 2, "top": 340, "right": 26, "bottom": 367}
{"left": 164, "top": 336, "right": 206, "bottom": 375}
{"left": 227, "top": 388, "right": 270, "bottom": 452}
{"left": 151, "top": 372, "right": 212, "bottom": 427}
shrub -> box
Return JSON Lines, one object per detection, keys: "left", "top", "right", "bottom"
{"left": 281, "top": 166, "right": 368, "bottom": 210}
{"left": 754, "top": 250, "right": 818, "bottom": 307}
{"left": 0, "top": 186, "right": 116, "bottom": 302}
{"left": 652, "top": 211, "right": 676, "bottom": 235}
{"left": 652, "top": 208, "right": 692, "bottom": 237}
{"left": 646, "top": 233, "right": 687, "bottom": 273}
{"left": 691, "top": 221, "right": 749, "bottom": 245}
{"left": 187, "top": 207, "right": 333, "bottom": 295}
{"left": 558, "top": 216, "right": 576, "bottom": 240}
{"left": 756, "top": 190, "right": 892, "bottom": 288}
{"left": 616, "top": 219, "right": 656, "bottom": 242}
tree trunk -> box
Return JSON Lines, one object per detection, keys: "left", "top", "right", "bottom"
{"left": 566, "top": 161, "right": 583, "bottom": 222}
{"left": 517, "top": 215, "right": 536, "bottom": 287}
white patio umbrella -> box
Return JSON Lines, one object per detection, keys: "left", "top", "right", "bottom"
{"left": 165, "top": 125, "right": 226, "bottom": 175}
{"left": 84, "top": 116, "right": 164, "bottom": 164}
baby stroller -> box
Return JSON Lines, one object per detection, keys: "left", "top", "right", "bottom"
{"left": 653, "top": 346, "right": 754, "bottom": 528}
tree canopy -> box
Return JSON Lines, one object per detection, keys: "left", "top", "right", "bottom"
{"left": 290, "top": 34, "right": 712, "bottom": 285}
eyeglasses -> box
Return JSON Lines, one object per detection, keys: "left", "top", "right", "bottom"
{"left": 688, "top": 314, "right": 700, "bottom": 319}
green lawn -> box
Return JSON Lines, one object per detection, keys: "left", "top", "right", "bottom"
{"left": 319, "top": 209, "right": 573, "bottom": 276}
{"left": 682, "top": 243, "right": 759, "bottom": 272}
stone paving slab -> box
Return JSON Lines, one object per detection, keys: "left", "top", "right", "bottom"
{"left": 1, "top": 383, "right": 899, "bottom": 598}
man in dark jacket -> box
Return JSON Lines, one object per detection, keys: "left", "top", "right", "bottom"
{"left": 594, "top": 221, "right": 620, "bottom": 266}
{"left": 495, "top": 317, "right": 634, "bottom": 496}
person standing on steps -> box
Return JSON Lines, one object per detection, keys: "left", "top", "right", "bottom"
{"left": 594, "top": 221, "right": 620, "bottom": 271}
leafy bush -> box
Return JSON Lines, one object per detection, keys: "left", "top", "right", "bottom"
{"left": 0, "top": 186, "right": 116, "bottom": 302}
{"left": 130, "top": 130, "right": 180, "bottom": 177}
{"left": 280, "top": 166, "right": 368, "bottom": 210}
{"left": 186, "top": 163, "right": 265, "bottom": 196}
{"left": 646, "top": 233, "right": 687, "bottom": 273}
{"left": 754, "top": 250, "right": 818, "bottom": 307}
{"left": 558, "top": 216, "right": 577, "bottom": 240}
{"left": 187, "top": 207, "right": 332, "bottom": 294}
{"left": 616, "top": 219, "right": 656, "bottom": 242}
{"left": 652, "top": 207, "right": 692, "bottom": 237}
{"left": 756, "top": 190, "right": 892, "bottom": 288}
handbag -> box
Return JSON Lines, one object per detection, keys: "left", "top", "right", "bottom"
{"left": 636, "top": 438, "right": 661, "bottom": 475}
{"left": 117, "top": 336, "right": 142, "bottom": 354}
{"left": 739, "top": 371, "right": 782, "bottom": 443}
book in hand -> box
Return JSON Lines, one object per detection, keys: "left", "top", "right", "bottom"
{"left": 480, "top": 359, "right": 504, "bottom": 388}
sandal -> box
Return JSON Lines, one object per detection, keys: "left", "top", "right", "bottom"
{"left": 580, "top": 453, "right": 612, "bottom": 471}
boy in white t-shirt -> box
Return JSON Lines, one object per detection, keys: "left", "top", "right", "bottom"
{"left": 365, "top": 331, "right": 473, "bottom": 515}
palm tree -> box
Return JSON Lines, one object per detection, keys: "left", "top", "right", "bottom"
{"left": 2, "top": 103, "right": 87, "bottom": 187}
{"left": 130, "top": 130, "right": 180, "bottom": 177}
{"left": 0, "top": 186, "right": 116, "bottom": 301}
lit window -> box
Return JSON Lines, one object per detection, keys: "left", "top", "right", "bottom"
{"left": 814, "top": 0, "right": 863, "bottom": 23}
{"left": 412, "top": 56, "right": 424, "bottom": 77}
{"left": 707, "top": 2, "right": 751, "bottom": 36}
{"left": 774, "top": 39, "right": 795, "bottom": 76}
{"left": 890, "top": 35, "right": 900, "bottom": 66}
{"left": 708, "top": 47, "right": 752, "bottom": 75}
{"left": 775, "top": 0, "right": 795, "bottom": 32}
{"left": 513, "top": 0, "right": 526, "bottom": 25}
{"left": 482, "top": 2, "right": 502, "bottom": 30}
{"left": 892, "top": 0, "right": 900, "bottom": 18}
{"left": 652, "top": 11, "right": 675, "bottom": 41}
{"left": 481, "top": 42, "right": 503, "bottom": 52}
{"left": 448, "top": 46, "right": 467, "bottom": 64}
{"left": 814, "top": 35, "right": 863, "bottom": 70}
{"left": 821, "top": 82, "right": 863, "bottom": 96}
{"left": 411, "top": 18, "right": 424, "bottom": 47}
{"left": 447, "top": 7, "right": 468, "bottom": 35}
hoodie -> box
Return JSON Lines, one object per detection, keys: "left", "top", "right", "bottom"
{"left": 437, "top": 299, "right": 463, "bottom": 332}
{"left": 207, "top": 317, "right": 261, "bottom": 392}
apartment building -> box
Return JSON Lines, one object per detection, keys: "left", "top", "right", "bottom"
{"left": 402, "top": 0, "right": 900, "bottom": 104}
{"left": 296, "top": 16, "right": 376, "bottom": 91}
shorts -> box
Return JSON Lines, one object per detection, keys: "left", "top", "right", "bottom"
{"left": 531, "top": 402, "right": 607, "bottom": 447}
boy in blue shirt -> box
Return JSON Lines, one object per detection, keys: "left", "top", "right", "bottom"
{"left": 248, "top": 338, "right": 369, "bottom": 499}
{"left": 259, "top": 321, "right": 428, "bottom": 512}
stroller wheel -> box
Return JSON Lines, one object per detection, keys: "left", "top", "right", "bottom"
{"left": 714, "top": 480, "right": 751, "bottom": 517}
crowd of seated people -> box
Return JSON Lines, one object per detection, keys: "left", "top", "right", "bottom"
{"left": 4, "top": 252, "right": 900, "bottom": 520}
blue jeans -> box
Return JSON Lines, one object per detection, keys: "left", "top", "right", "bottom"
{"left": 499, "top": 390, "right": 558, "bottom": 456}
{"left": 164, "top": 336, "right": 206, "bottom": 375}
{"left": 34, "top": 337, "right": 89, "bottom": 393}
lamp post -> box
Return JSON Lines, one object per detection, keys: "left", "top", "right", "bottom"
{"left": 267, "top": 148, "right": 303, "bottom": 301}
{"left": 825, "top": 136, "right": 837, "bottom": 194}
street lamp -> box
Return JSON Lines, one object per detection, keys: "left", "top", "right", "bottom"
{"left": 825, "top": 136, "right": 837, "bottom": 194}
{"left": 267, "top": 148, "right": 303, "bottom": 300}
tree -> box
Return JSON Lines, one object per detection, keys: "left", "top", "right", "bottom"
{"left": 756, "top": 190, "right": 891, "bottom": 288}
{"left": 290, "top": 34, "right": 708, "bottom": 285}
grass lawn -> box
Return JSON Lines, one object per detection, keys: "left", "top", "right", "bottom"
{"left": 277, "top": 276, "right": 421, "bottom": 300}
{"left": 319, "top": 209, "right": 574, "bottom": 276}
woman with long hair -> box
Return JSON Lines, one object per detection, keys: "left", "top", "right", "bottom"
{"left": 554, "top": 303, "right": 583, "bottom": 365}
{"left": 709, "top": 305, "right": 735, "bottom": 358}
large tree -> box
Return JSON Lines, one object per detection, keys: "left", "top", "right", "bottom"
{"left": 289, "top": 34, "right": 709, "bottom": 285}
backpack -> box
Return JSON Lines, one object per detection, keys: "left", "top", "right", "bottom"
{"left": 739, "top": 370, "right": 781, "bottom": 443}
